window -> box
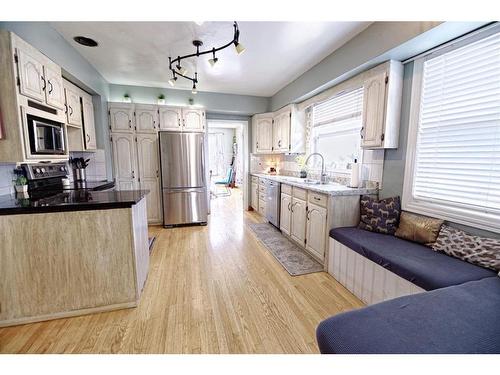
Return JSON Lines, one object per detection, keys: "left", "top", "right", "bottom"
{"left": 403, "top": 28, "right": 500, "bottom": 233}
{"left": 310, "top": 87, "right": 363, "bottom": 173}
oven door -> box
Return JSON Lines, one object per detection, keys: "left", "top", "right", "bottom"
{"left": 28, "top": 117, "right": 65, "bottom": 155}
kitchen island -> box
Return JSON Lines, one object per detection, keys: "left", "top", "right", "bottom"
{"left": 0, "top": 190, "right": 150, "bottom": 327}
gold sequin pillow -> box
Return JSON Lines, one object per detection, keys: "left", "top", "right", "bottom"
{"left": 395, "top": 212, "right": 444, "bottom": 246}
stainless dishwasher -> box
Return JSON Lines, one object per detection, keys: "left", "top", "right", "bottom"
{"left": 265, "top": 179, "right": 281, "bottom": 228}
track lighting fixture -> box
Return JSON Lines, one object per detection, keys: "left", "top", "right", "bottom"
{"left": 168, "top": 76, "right": 177, "bottom": 87}
{"left": 191, "top": 83, "right": 198, "bottom": 95}
{"left": 168, "top": 21, "right": 244, "bottom": 88}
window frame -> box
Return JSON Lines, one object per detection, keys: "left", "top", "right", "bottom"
{"left": 402, "top": 26, "right": 500, "bottom": 233}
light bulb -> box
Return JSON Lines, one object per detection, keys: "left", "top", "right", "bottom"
{"left": 234, "top": 42, "right": 245, "bottom": 55}
{"left": 208, "top": 57, "right": 218, "bottom": 67}
{"left": 191, "top": 84, "right": 198, "bottom": 95}
{"left": 177, "top": 66, "right": 188, "bottom": 76}
{"left": 168, "top": 77, "right": 176, "bottom": 87}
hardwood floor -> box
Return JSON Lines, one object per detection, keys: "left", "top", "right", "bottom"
{"left": 0, "top": 188, "right": 363, "bottom": 353}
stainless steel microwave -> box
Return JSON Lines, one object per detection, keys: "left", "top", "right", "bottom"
{"left": 27, "top": 115, "right": 66, "bottom": 155}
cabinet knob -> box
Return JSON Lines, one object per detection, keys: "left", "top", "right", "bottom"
{"left": 69, "top": 106, "right": 73, "bottom": 116}
{"left": 360, "top": 126, "right": 364, "bottom": 139}
{"left": 87, "top": 134, "right": 90, "bottom": 143}
{"left": 40, "top": 76, "right": 46, "bottom": 91}
{"left": 48, "top": 80, "right": 53, "bottom": 94}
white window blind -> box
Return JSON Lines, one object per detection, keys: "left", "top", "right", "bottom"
{"left": 413, "top": 31, "right": 500, "bottom": 214}
{"left": 313, "top": 87, "right": 364, "bottom": 126}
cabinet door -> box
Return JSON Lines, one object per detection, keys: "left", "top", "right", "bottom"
{"left": 362, "top": 71, "right": 386, "bottom": 148}
{"left": 159, "top": 107, "right": 182, "bottom": 131}
{"left": 306, "top": 203, "right": 327, "bottom": 260}
{"left": 111, "top": 133, "right": 137, "bottom": 189}
{"left": 272, "top": 115, "right": 281, "bottom": 152}
{"left": 182, "top": 109, "right": 205, "bottom": 132}
{"left": 140, "top": 178, "right": 162, "bottom": 223}
{"left": 136, "top": 134, "right": 159, "bottom": 180}
{"left": 251, "top": 182, "right": 259, "bottom": 211}
{"left": 135, "top": 105, "right": 158, "bottom": 133}
{"left": 279, "top": 112, "right": 291, "bottom": 152}
{"left": 109, "top": 105, "right": 135, "bottom": 133}
{"left": 44, "top": 64, "right": 65, "bottom": 110}
{"left": 280, "top": 193, "right": 292, "bottom": 236}
{"left": 290, "top": 197, "right": 307, "bottom": 245}
{"left": 256, "top": 118, "right": 273, "bottom": 153}
{"left": 82, "top": 96, "right": 97, "bottom": 150}
{"left": 65, "top": 86, "right": 83, "bottom": 127}
{"left": 16, "top": 48, "right": 45, "bottom": 102}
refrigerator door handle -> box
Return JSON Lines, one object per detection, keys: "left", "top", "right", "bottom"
{"left": 201, "top": 138, "right": 206, "bottom": 185}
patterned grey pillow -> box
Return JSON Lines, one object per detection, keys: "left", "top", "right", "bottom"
{"left": 432, "top": 225, "right": 500, "bottom": 272}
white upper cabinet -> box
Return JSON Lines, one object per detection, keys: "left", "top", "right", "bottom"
{"left": 82, "top": 95, "right": 97, "bottom": 150}
{"left": 361, "top": 60, "right": 403, "bottom": 149}
{"left": 252, "top": 115, "right": 273, "bottom": 153}
{"left": 43, "top": 64, "right": 65, "bottom": 110}
{"left": 16, "top": 48, "right": 45, "bottom": 102}
{"left": 109, "top": 104, "right": 135, "bottom": 133}
{"left": 273, "top": 110, "right": 291, "bottom": 152}
{"left": 135, "top": 105, "right": 159, "bottom": 133}
{"left": 182, "top": 108, "right": 205, "bottom": 132}
{"left": 64, "top": 81, "right": 83, "bottom": 127}
{"left": 159, "top": 107, "right": 182, "bottom": 131}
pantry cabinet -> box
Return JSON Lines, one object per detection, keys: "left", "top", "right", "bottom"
{"left": 306, "top": 203, "right": 327, "bottom": 259}
{"left": 136, "top": 134, "right": 159, "bottom": 180}
{"left": 140, "top": 178, "right": 162, "bottom": 224}
{"left": 135, "top": 104, "right": 159, "bottom": 133}
{"left": 111, "top": 133, "right": 138, "bottom": 190}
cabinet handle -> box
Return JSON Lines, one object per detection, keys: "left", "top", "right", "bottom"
{"left": 41, "top": 76, "right": 46, "bottom": 91}
{"left": 314, "top": 196, "right": 321, "bottom": 201}
{"left": 256, "top": 141, "right": 259, "bottom": 149}
{"left": 69, "top": 106, "right": 73, "bottom": 116}
{"left": 156, "top": 170, "right": 159, "bottom": 178}
{"left": 132, "top": 170, "right": 135, "bottom": 179}
{"left": 64, "top": 104, "right": 68, "bottom": 114}
{"left": 183, "top": 119, "right": 186, "bottom": 127}
{"left": 87, "top": 134, "right": 90, "bottom": 143}
{"left": 288, "top": 202, "right": 291, "bottom": 211}
{"left": 48, "top": 80, "right": 53, "bottom": 94}
{"left": 278, "top": 140, "right": 281, "bottom": 147}
{"left": 178, "top": 119, "right": 181, "bottom": 127}
{"left": 360, "top": 126, "right": 364, "bottom": 139}
{"left": 153, "top": 120, "right": 156, "bottom": 129}
{"left": 129, "top": 119, "right": 132, "bottom": 129}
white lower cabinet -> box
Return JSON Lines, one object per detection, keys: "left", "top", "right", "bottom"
{"left": 140, "top": 178, "right": 162, "bottom": 224}
{"left": 290, "top": 197, "right": 307, "bottom": 245}
{"left": 280, "top": 193, "right": 291, "bottom": 236}
{"left": 306, "top": 203, "right": 327, "bottom": 260}
{"left": 251, "top": 182, "right": 259, "bottom": 211}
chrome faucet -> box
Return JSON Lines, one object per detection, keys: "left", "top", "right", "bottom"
{"left": 304, "top": 153, "right": 328, "bottom": 184}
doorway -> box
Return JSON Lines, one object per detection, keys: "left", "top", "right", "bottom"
{"left": 207, "top": 120, "right": 248, "bottom": 208}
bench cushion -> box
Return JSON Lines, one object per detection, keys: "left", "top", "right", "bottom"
{"left": 316, "top": 277, "right": 500, "bottom": 354}
{"left": 330, "top": 227, "right": 496, "bottom": 290}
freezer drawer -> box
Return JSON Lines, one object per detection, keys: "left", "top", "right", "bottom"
{"left": 163, "top": 188, "right": 208, "bottom": 226}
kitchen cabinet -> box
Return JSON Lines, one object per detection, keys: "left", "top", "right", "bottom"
{"left": 273, "top": 110, "right": 291, "bottom": 152}
{"left": 109, "top": 104, "right": 135, "bottom": 133}
{"left": 82, "top": 95, "right": 97, "bottom": 150}
{"left": 43, "top": 64, "right": 65, "bottom": 110}
{"left": 64, "top": 81, "right": 83, "bottom": 127}
{"left": 159, "top": 107, "right": 182, "bottom": 131}
{"left": 306, "top": 203, "right": 327, "bottom": 260}
{"left": 135, "top": 104, "right": 159, "bottom": 133}
{"left": 16, "top": 47, "right": 45, "bottom": 102}
{"left": 182, "top": 108, "right": 205, "bottom": 132}
{"left": 280, "top": 192, "right": 292, "bottom": 236}
{"left": 140, "top": 178, "right": 162, "bottom": 224}
{"left": 111, "top": 133, "right": 138, "bottom": 190}
{"left": 251, "top": 182, "right": 259, "bottom": 211}
{"left": 252, "top": 115, "right": 273, "bottom": 153}
{"left": 290, "top": 197, "right": 307, "bottom": 245}
{"left": 136, "top": 134, "right": 159, "bottom": 180}
{"left": 361, "top": 60, "right": 403, "bottom": 149}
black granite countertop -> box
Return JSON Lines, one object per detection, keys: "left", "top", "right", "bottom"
{"left": 0, "top": 189, "right": 149, "bottom": 215}
{"left": 66, "top": 180, "right": 116, "bottom": 191}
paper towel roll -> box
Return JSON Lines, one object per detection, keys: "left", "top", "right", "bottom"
{"left": 349, "top": 159, "right": 359, "bottom": 188}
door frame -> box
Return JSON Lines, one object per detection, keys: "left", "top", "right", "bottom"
{"left": 206, "top": 118, "right": 249, "bottom": 209}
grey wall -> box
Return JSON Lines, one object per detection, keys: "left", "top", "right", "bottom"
{"left": 0, "top": 21, "right": 113, "bottom": 180}
{"left": 109, "top": 84, "right": 268, "bottom": 116}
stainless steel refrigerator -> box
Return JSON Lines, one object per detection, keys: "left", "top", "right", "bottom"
{"left": 159, "top": 131, "right": 208, "bottom": 227}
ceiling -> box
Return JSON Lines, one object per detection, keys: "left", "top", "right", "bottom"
{"left": 51, "top": 21, "right": 371, "bottom": 97}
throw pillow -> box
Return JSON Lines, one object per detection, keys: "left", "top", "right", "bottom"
{"left": 358, "top": 195, "right": 401, "bottom": 235}
{"left": 432, "top": 225, "right": 500, "bottom": 272}
{"left": 395, "top": 211, "right": 444, "bottom": 246}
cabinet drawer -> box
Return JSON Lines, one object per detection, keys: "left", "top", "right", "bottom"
{"left": 258, "top": 200, "right": 266, "bottom": 215}
{"left": 308, "top": 192, "right": 328, "bottom": 208}
{"left": 251, "top": 176, "right": 259, "bottom": 183}
{"left": 258, "top": 185, "right": 266, "bottom": 193}
{"left": 292, "top": 187, "right": 307, "bottom": 200}
{"left": 259, "top": 178, "right": 267, "bottom": 186}
{"left": 281, "top": 183, "right": 292, "bottom": 195}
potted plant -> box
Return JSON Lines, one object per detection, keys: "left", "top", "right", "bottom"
{"left": 157, "top": 94, "right": 166, "bottom": 105}
{"left": 123, "top": 93, "right": 132, "bottom": 103}
{"left": 13, "top": 172, "right": 28, "bottom": 194}
{"left": 188, "top": 98, "right": 194, "bottom": 105}
{"left": 296, "top": 155, "right": 307, "bottom": 178}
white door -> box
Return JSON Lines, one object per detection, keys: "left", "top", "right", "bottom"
{"left": 110, "top": 105, "right": 135, "bottom": 133}
{"left": 290, "top": 198, "right": 307, "bottom": 245}
{"left": 280, "top": 193, "right": 292, "bottom": 236}
{"left": 65, "top": 86, "right": 83, "bottom": 127}
{"left": 111, "top": 133, "right": 137, "bottom": 189}
{"left": 44, "top": 64, "right": 65, "bottom": 110}
{"left": 256, "top": 118, "right": 273, "bottom": 153}
{"left": 306, "top": 203, "right": 327, "bottom": 260}
{"left": 136, "top": 134, "right": 159, "bottom": 180}
{"left": 135, "top": 105, "right": 158, "bottom": 133}
{"left": 251, "top": 182, "right": 259, "bottom": 211}
{"left": 159, "top": 107, "right": 182, "bottom": 131}
{"left": 140, "top": 178, "right": 162, "bottom": 223}
{"left": 182, "top": 109, "right": 205, "bottom": 132}
{"left": 362, "top": 71, "right": 386, "bottom": 148}
{"left": 82, "top": 96, "right": 97, "bottom": 150}
{"left": 16, "top": 48, "right": 45, "bottom": 102}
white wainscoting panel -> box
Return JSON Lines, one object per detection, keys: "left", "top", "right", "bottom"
{"left": 328, "top": 239, "right": 425, "bottom": 305}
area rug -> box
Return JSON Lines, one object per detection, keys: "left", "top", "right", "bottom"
{"left": 248, "top": 223, "right": 324, "bottom": 276}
